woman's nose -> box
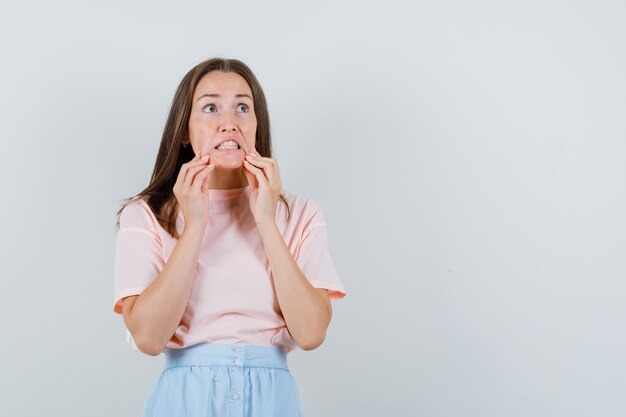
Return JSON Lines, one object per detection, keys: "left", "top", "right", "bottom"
{"left": 219, "top": 111, "right": 237, "bottom": 132}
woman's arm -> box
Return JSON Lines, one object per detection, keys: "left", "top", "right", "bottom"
{"left": 257, "top": 222, "right": 332, "bottom": 351}
{"left": 122, "top": 226, "right": 205, "bottom": 355}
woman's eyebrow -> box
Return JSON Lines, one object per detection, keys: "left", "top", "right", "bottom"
{"left": 195, "top": 93, "right": 252, "bottom": 102}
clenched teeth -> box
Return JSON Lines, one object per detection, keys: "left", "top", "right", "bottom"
{"left": 215, "top": 140, "right": 240, "bottom": 149}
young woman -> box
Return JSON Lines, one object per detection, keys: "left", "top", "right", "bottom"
{"left": 112, "top": 57, "right": 347, "bottom": 417}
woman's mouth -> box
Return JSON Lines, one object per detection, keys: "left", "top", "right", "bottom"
{"left": 214, "top": 140, "right": 241, "bottom": 150}
{"left": 211, "top": 139, "right": 245, "bottom": 156}
{"left": 212, "top": 147, "right": 243, "bottom": 154}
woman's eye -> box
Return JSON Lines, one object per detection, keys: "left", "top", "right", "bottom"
{"left": 237, "top": 104, "right": 249, "bottom": 112}
{"left": 202, "top": 104, "right": 217, "bottom": 113}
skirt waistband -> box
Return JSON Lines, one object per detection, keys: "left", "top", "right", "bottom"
{"left": 164, "top": 343, "right": 289, "bottom": 371}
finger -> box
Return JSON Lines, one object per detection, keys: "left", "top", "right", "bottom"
{"left": 178, "top": 153, "right": 204, "bottom": 183}
{"left": 201, "top": 170, "right": 211, "bottom": 194}
{"left": 175, "top": 153, "right": 200, "bottom": 186}
{"left": 244, "top": 157, "right": 269, "bottom": 181}
{"left": 247, "top": 147, "right": 265, "bottom": 162}
{"left": 184, "top": 161, "right": 211, "bottom": 190}
{"left": 245, "top": 156, "right": 275, "bottom": 183}
{"left": 192, "top": 164, "right": 215, "bottom": 192}
{"left": 182, "top": 155, "right": 210, "bottom": 184}
{"left": 244, "top": 167, "right": 258, "bottom": 190}
{"left": 246, "top": 152, "right": 271, "bottom": 164}
{"left": 243, "top": 160, "right": 269, "bottom": 187}
{"left": 187, "top": 155, "right": 210, "bottom": 168}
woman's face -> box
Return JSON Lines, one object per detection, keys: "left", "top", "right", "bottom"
{"left": 188, "top": 70, "right": 257, "bottom": 168}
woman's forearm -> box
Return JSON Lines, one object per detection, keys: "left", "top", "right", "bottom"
{"left": 126, "top": 226, "right": 205, "bottom": 355}
{"left": 257, "top": 221, "right": 331, "bottom": 350}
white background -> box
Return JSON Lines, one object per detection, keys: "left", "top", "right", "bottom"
{"left": 1, "top": 1, "right": 624, "bottom": 416}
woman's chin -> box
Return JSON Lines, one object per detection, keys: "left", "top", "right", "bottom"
{"left": 212, "top": 158, "right": 245, "bottom": 169}
{"left": 210, "top": 149, "right": 244, "bottom": 165}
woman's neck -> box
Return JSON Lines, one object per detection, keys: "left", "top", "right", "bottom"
{"left": 207, "top": 166, "right": 249, "bottom": 190}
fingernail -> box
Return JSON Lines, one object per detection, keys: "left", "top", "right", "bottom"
{"left": 202, "top": 155, "right": 209, "bottom": 159}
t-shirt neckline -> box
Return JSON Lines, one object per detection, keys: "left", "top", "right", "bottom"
{"left": 176, "top": 185, "right": 257, "bottom": 220}
{"left": 208, "top": 184, "right": 254, "bottom": 200}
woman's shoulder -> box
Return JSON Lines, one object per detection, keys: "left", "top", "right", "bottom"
{"left": 118, "top": 196, "right": 160, "bottom": 231}
{"left": 279, "top": 189, "right": 325, "bottom": 221}
{"left": 281, "top": 189, "right": 321, "bottom": 209}
{"left": 120, "top": 195, "right": 151, "bottom": 215}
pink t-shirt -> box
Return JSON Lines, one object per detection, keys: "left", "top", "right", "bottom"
{"left": 113, "top": 185, "right": 346, "bottom": 353}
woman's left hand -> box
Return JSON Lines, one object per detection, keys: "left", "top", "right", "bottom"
{"left": 243, "top": 148, "right": 282, "bottom": 226}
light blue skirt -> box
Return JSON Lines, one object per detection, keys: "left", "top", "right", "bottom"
{"left": 141, "top": 343, "right": 304, "bottom": 417}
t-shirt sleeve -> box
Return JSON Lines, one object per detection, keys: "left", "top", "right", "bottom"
{"left": 113, "top": 199, "right": 166, "bottom": 316}
{"left": 295, "top": 200, "right": 347, "bottom": 301}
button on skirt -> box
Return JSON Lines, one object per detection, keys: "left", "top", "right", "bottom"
{"left": 141, "top": 343, "right": 304, "bottom": 417}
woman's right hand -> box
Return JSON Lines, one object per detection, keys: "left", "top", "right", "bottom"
{"left": 173, "top": 152, "right": 216, "bottom": 231}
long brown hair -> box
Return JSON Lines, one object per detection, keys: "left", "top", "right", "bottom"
{"left": 115, "top": 57, "right": 292, "bottom": 238}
